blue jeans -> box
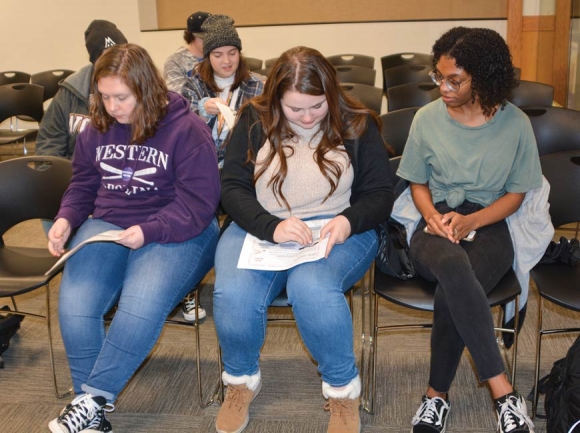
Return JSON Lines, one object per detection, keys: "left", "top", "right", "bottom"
{"left": 410, "top": 201, "right": 514, "bottom": 392}
{"left": 58, "top": 217, "right": 219, "bottom": 402}
{"left": 213, "top": 222, "right": 377, "bottom": 387}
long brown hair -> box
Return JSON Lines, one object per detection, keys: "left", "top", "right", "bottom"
{"left": 196, "top": 50, "right": 251, "bottom": 93}
{"left": 243, "top": 46, "right": 380, "bottom": 210}
{"left": 90, "top": 43, "right": 168, "bottom": 144}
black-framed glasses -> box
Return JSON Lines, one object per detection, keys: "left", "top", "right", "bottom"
{"left": 429, "top": 70, "right": 471, "bottom": 92}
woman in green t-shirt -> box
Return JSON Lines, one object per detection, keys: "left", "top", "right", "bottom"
{"left": 397, "top": 27, "right": 541, "bottom": 433}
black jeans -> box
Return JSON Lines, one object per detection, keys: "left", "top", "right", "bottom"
{"left": 410, "top": 200, "right": 514, "bottom": 392}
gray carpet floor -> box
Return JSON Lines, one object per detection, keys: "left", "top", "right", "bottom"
{"left": 1, "top": 200, "right": 578, "bottom": 432}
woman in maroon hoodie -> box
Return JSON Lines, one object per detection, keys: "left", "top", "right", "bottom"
{"left": 47, "top": 43, "right": 220, "bottom": 433}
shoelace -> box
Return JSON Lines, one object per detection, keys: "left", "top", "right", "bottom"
{"left": 324, "top": 398, "right": 355, "bottom": 425}
{"left": 497, "top": 397, "right": 534, "bottom": 433}
{"left": 412, "top": 397, "right": 447, "bottom": 427}
{"left": 183, "top": 297, "right": 197, "bottom": 312}
{"left": 60, "top": 395, "right": 102, "bottom": 431}
{"left": 84, "top": 404, "right": 115, "bottom": 429}
{"left": 224, "top": 385, "right": 250, "bottom": 412}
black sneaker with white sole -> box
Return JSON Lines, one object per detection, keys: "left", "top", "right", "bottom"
{"left": 182, "top": 295, "right": 206, "bottom": 321}
{"left": 48, "top": 393, "right": 114, "bottom": 433}
{"left": 411, "top": 395, "right": 450, "bottom": 433}
{"left": 495, "top": 392, "right": 535, "bottom": 433}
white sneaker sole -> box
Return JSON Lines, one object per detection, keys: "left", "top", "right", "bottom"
{"left": 182, "top": 307, "right": 207, "bottom": 321}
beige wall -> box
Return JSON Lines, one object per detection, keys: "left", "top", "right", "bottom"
{"left": 2, "top": 0, "right": 506, "bottom": 89}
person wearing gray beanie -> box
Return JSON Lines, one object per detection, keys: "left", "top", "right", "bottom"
{"left": 182, "top": 14, "right": 263, "bottom": 169}
{"left": 201, "top": 14, "right": 242, "bottom": 58}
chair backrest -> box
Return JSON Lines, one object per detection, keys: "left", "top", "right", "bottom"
{"left": 264, "top": 57, "right": 278, "bottom": 68}
{"left": 383, "top": 64, "right": 431, "bottom": 90}
{"left": 245, "top": 57, "right": 263, "bottom": 72}
{"left": 522, "top": 106, "right": 580, "bottom": 157}
{"left": 340, "top": 83, "right": 383, "bottom": 114}
{"left": 540, "top": 151, "right": 580, "bottom": 228}
{"left": 0, "top": 156, "right": 72, "bottom": 237}
{"left": 386, "top": 82, "right": 439, "bottom": 112}
{"left": 30, "top": 69, "right": 75, "bottom": 101}
{"left": 381, "top": 52, "right": 433, "bottom": 92}
{"left": 380, "top": 107, "right": 419, "bottom": 156}
{"left": 508, "top": 80, "right": 554, "bottom": 107}
{"left": 0, "top": 83, "right": 44, "bottom": 124}
{"left": 381, "top": 52, "right": 433, "bottom": 71}
{"left": 0, "top": 71, "right": 30, "bottom": 86}
{"left": 334, "top": 65, "right": 376, "bottom": 86}
{"left": 326, "top": 54, "right": 375, "bottom": 69}
{"left": 253, "top": 68, "right": 272, "bottom": 80}
{"left": 514, "top": 67, "right": 521, "bottom": 81}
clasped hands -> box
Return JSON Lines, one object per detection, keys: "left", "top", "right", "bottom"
{"left": 273, "top": 215, "right": 351, "bottom": 258}
{"left": 424, "top": 211, "right": 474, "bottom": 244}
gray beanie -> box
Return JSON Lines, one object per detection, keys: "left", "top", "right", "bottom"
{"left": 201, "top": 14, "right": 242, "bottom": 58}
{"left": 85, "top": 20, "right": 128, "bottom": 64}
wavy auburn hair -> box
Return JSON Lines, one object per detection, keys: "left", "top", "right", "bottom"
{"left": 240, "top": 46, "right": 380, "bottom": 210}
{"left": 432, "top": 27, "right": 515, "bottom": 118}
{"left": 90, "top": 43, "right": 168, "bottom": 144}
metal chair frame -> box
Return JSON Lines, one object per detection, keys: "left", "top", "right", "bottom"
{"left": 531, "top": 150, "right": 580, "bottom": 418}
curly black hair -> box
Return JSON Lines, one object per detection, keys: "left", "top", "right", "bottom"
{"left": 432, "top": 27, "right": 515, "bottom": 117}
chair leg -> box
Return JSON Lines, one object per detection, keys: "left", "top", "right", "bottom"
{"left": 44, "top": 283, "right": 73, "bottom": 399}
{"left": 360, "top": 270, "right": 378, "bottom": 415}
{"left": 532, "top": 296, "right": 544, "bottom": 419}
{"left": 510, "top": 296, "right": 519, "bottom": 386}
{"left": 194, "top": 288, "right": 222, "bottom": 408}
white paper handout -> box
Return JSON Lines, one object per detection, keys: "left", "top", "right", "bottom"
{"left": 215, "top": 101, "right": 236, "bottom": 129}
{"left": 237, "top": 219, "right": 330, "bottom": 271}
{"left": 44, "top": 230, "right": 124, "bottom": 276}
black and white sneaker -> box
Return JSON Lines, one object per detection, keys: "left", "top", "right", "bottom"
{"left": 411, "top": 395, "right": 450, "bottom": 433}
{"left": 182, "top": 295, "right": 206, "bottom": 321}
{"left": 48, "top": 393, "right": 114, "bottom": 433}
{"left": 496, "top": 392, "right": 534, "bottom": 433}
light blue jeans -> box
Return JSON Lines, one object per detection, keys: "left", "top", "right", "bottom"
{"left": 58, "top": 217, "right": 219, "bottom": 402}
{"left": 214, "top": 222, "right": 377, "bottom": 387}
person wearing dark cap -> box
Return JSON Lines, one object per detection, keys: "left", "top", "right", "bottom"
{"left": 35, "top": 19, "right": 127, "bottom": 160}
{"left": 163, "top": 11, "right": 211, "bottom": 93}
{"left": 182, "top": 14, "right": 264, "bottom": 168}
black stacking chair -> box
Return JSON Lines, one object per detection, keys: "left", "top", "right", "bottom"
{"left": 0, "top": 83, "right": 44, "bottom": 154}
{"left": 380, "top": 107, "right": 419, "bottom": 156}
{"left": 509, "top": 80, "right": 555, "bottom": 107}
{"left": 326, "top": 54, "right": 375, "bottom": 69}
{"left": 383, "top": 64, "right": 431, "bottom": 91}
{"left": 360, "top": 157, "right": 522, "bottom": 414}
{"left": 0, "top": 156, "right": 72, "bottom": 397}
{"left": 341, "top": 83, "right": 383, "bottom": 114}
{"left": 380, "top": 53, "right": 433, "bottom": 93}
{"left": 531, "top": 150, "right": 580, "bottom": 418}
{"left": 0, "top": 70, "right": 30, "bottom": 86}
{"left": 386, "top": 82, "right": 439, "bottom": 112}
{"left": 245, "top": 57, "right": 263, "bottom": 72}
{"left": 335, "top": 65, "right": 377, "bottom": 86}
{"left": 521, "top": 106, "right": 580, "bottom": 157}
{"left": 30, "top": 69, "right": 75, "bottom": 102}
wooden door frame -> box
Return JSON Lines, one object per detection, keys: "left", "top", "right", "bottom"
{"left": 507, "top": 0, "right": 571, "bottom": 105}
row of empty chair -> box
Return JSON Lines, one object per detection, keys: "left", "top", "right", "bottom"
{"left": 0, "top": 69, "right": 75, "bottom": 155}
{"left": 1, "top": 69, "right": 75, "bottom": 102}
